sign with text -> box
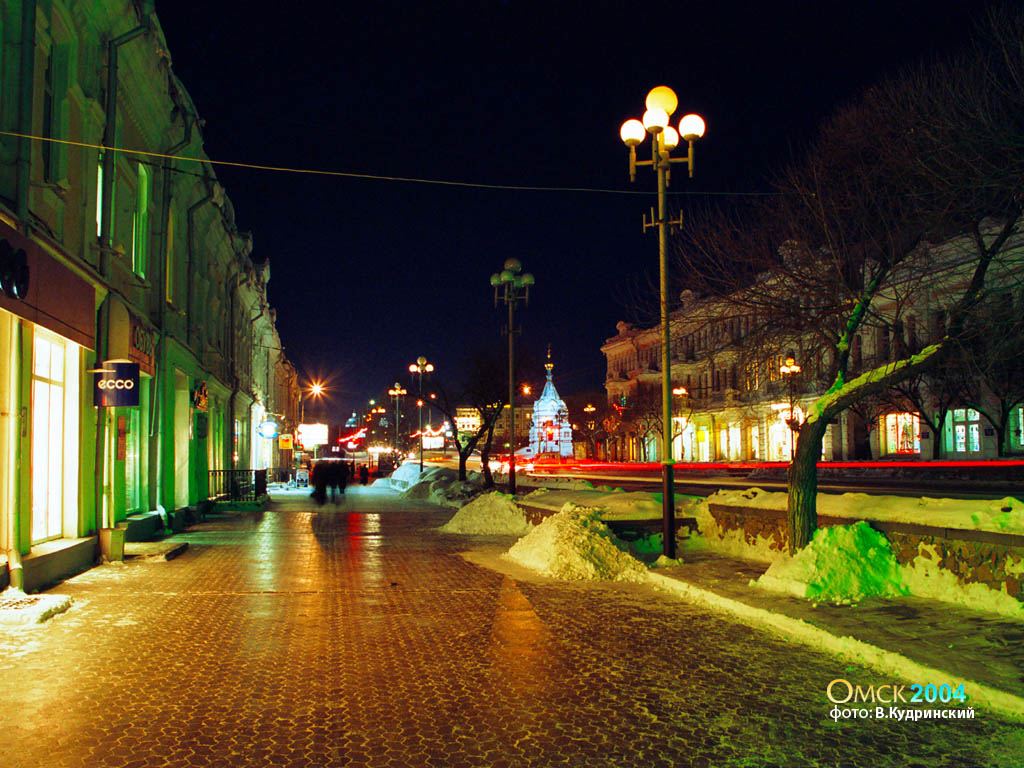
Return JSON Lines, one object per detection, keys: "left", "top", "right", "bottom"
{"left": 93, "top": 360, "right": 140, "bottom": 407}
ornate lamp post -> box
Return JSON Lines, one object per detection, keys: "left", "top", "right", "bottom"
{"left": 620, "top": 86, "right": 706, "bottom": 559}
{"left": 387, "top": 382, "right": 407, "bottom": 457}
{"left": 408, "top": 357, "right": 434, "bottom": 472}
{"left": 490, "top": 259, "right": 535, "bottom": 494}
{"left": 780, "top": 352, "right": 802, "bottom": 460}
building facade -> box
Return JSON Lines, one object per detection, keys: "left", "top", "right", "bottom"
{"left": 0, "top": 0, "right": 299, "bottom": 591}
{"left": 601, "top": 232, "right": 1024, "bottom": 464}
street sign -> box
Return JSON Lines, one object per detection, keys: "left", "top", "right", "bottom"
{"left": 92, "top": 360, "right": 140, "bottom": 407}
{"left": 279, "top": 434, "right": 293, "bottom": 450}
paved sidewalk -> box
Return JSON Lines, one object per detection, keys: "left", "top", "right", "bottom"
{"left": 649, "top": 546, "right": 1024, "bottom": 714}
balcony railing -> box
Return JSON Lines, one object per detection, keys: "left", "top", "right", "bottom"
{"left": 209, "top": 469, "right": 268, "bottom": 502}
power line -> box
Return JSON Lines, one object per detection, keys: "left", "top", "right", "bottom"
{"left": 0, "top": 130, "right": 776, "bottom": 197}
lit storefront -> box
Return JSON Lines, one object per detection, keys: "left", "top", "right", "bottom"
{"left": 0, "top": 222, "right": 96, "bottom": 587}
{"left": 884, "top": 412, "right": 921, "bottom": 456}
{"left": 767, "top": 404, "right": 804, "bottom": 461}
{"left": 673, "top": 417, "right": 695, "bottom": 462}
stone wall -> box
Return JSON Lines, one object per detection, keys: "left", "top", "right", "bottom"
{"left": 886, "top": 533, "right": 1024, "bottom": 602}
{"left": 706, "top": 502, "right": 1024, "bottom": 605}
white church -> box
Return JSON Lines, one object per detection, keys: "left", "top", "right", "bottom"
{"left": 527, "top": 349, "right": 574, "bottom": 458}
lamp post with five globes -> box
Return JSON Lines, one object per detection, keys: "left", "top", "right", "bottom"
{"left": 620, "top": 86, "right": 706, "bottom": 559}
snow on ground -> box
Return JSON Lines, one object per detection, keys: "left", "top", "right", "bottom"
{"left": 376, "top": 463, "right": 1023, "bottom": 616}
{"left": 438, "top": 491, "right": 533, "bottom": 535}
{"left": 520, "top": 487, "right": 704, "bottom": 521}
{"left": 709, "top": 488, "right": 1024, "bottom": 535}
{"left": 899, "top": 545, "right": 1024, "bottom": 618}
{"left": 754, "top": 522, "right": 906, "bottom": 603}
{"left": 504, "top": 504, "right": 649, "bottom": 583}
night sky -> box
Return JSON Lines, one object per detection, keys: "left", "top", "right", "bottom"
{"left": 154, "top": 0, "right": 985, "bottom": 421}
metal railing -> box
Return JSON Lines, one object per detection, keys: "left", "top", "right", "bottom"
{"left": 208, "top": 469, "right": 268, "bottom": 502}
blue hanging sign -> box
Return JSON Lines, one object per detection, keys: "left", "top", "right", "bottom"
{"left": 257, "top": 419, "right": 280, "bottom": 439}
{"left": 92, "top": 360, "right": 140, "bottom": 407}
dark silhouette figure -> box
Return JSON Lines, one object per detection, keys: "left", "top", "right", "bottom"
{"left": 359, "top": 464, "right": 369, "bottom": 485}
{"left": 312, "top": 461, "right": 328, "bottom": 505}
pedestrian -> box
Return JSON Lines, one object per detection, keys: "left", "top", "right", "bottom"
{"left": 312, "top": 461, "right": 327, "bottom": 505}
{"left": 338, "top": 460, "right": 349, "bottom": 495}
{"left": 359, "top": 464, "right": 369, "bottom": 485}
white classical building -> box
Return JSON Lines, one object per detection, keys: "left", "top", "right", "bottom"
{"left": 528, "top": 351, "right": 574, "bottom": 457}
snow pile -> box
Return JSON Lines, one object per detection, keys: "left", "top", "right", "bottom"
{"left": 371, "top": 461, "right": 423, "bottom": 491}
{"left": 439, "top": 491, "right": 534, "bottom": 535}
{"left": 755, "top": 522, "right": 906, "bottom": 602}
{"left": 504, "top": 503, "right": 648, "bottom": 583}
{"left": 398, "top": 466, "right": 489, "bottom": 507}
{"left": 0, "top": 588, "right": 73, "bottom": 627}
{"left": 521, "top": 488, "right": 701, "bottom": 521}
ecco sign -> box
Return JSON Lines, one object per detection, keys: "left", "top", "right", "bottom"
{"left": 93, "top": 361, "right": 140, "bottom": 407}
{"left": 97, "top": 378, "right": 135, "bottom": 390}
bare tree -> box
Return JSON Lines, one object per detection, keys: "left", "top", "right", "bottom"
{"left": 430, "top": 350, "right": 509, "bottom": 486}
{"left": 673, "top": 9, "right": 1024, "bottom": 551}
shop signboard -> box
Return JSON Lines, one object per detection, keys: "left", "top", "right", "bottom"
{"left": 93, "top": 360, "right": 140, "bottom": 407}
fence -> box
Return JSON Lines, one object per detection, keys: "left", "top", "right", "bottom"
{"left": 208, "top": 469, "right": 268, "bottom": 502}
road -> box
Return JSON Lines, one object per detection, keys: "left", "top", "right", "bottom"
{"left": 1, "top": 488, "right": 1020, "bottom": 767}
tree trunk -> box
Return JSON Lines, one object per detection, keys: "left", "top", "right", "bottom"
{"left": 786, "top": 417, "right": 830, "bottom": 553}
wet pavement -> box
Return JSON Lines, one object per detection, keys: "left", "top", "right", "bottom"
{"left": 1, "top": 487, "right": 1022, "bottom": 768}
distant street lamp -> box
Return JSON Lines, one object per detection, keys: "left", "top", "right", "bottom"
{"left": 620, "top": 86, "right": 706, "bottom": 559}
{"left": 490, "top": 258, "right": 534, "bottom": 494}
{"left": 409, "top": 357, "right": 434, "bottom": 472}
{"left": 387, "top": 382, "right": 407, "bottom": 456}
{"left": 300, "top": 381, "right": 325, "bottom": 423}
{"left": 780, "top": 352, "right": 802, "bottom": 460}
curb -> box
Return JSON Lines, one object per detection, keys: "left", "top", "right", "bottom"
{"left": 645, "top": 571, "right": 1024, "bottom": 723}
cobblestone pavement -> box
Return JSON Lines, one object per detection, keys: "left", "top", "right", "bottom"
{"left": 1, "top": 488, "right": 1022, "bottom": 768}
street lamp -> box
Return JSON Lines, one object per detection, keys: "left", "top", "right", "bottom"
{"left": 387, "top": 382, "right": 407, "bottom": 457}
{"left": 780, "top": 352, "right": 802, "bottom": 460}
{"left": 490, "top": 258, "right": 534, "bottom": 494}
{"left": 583, "top": 403, "right": 597, "bottom": 457}
{"left": 621, "top": 86, "right": 706, "bottom": 559}
{"left": 300, "top": 381, "right": 325, "bottom": 423}
{"left": 409, "top": 357, "right": 434, "bottom": 472}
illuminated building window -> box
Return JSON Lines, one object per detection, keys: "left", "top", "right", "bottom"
{"left": 885, "top": 413, "right": 920, "bottom": 455}
{"left": 949, "top": 408, "right": 981, "bottom": 454}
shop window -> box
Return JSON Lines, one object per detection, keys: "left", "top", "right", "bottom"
{"left": 31, "top": 333, "right": 66, "bottom": 542}
{"left": 125, "top": 407, "right": 141, "bottom": 511}
{"left": 885, "top": 413, "right": 920, "bottom": 455}
{"left": 750, "top": 424, "right": 759, "bottom": 460}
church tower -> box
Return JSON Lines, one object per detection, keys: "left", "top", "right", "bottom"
{"left": 528, "top": 347, "right": 574, "bottom": 458}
